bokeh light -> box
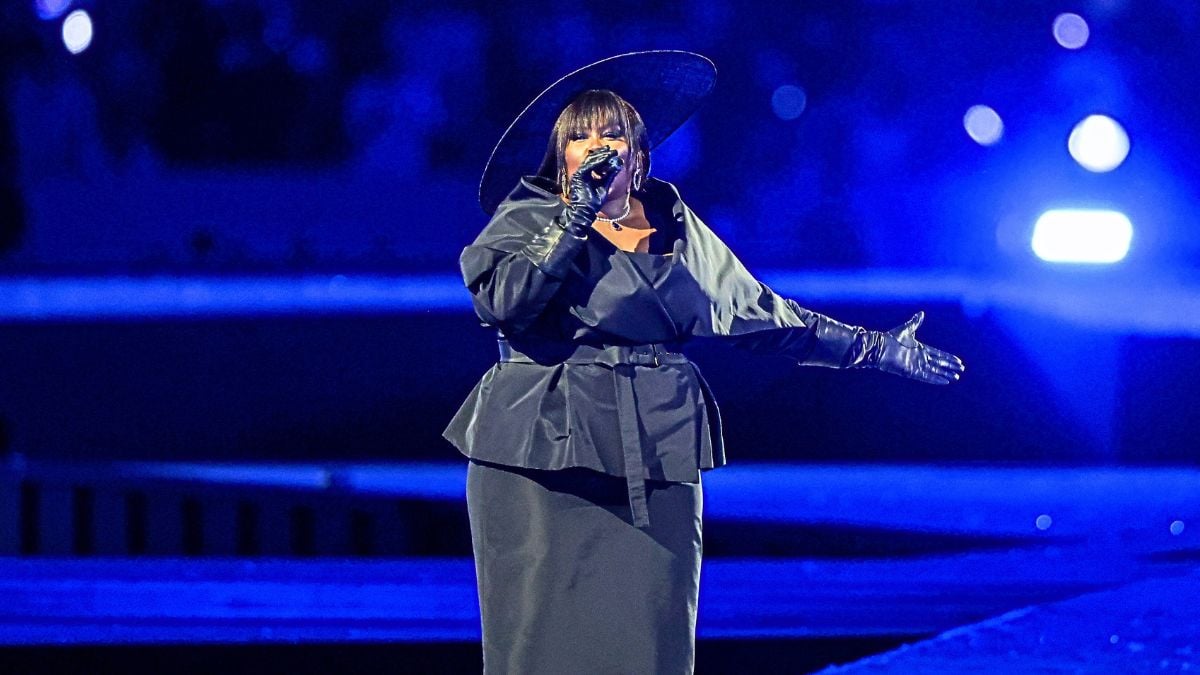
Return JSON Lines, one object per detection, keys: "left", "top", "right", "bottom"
{"left": 288, "top": 38, "right": 330, "bottom": 74}
{"left": 1068, "top": 115, "right": 1130, "bottom": 172}
{"left": 963, "top": 105, "right": 1004, "bottom": 145}
{"left": 35, "top": 0, "right": 72, "bottom": 21}
{"left": 1032, "top": 209, "right": 1133, "bottom": 264}
{"left": 61, "top": 9, "right": 93, "bottom": 54}
{"left": 1052, "top": 13, "right": 1090, "bottom": 49}
{"left": 1170, "top": 520, "right": 1185, "bottom": 536}
{"left": 771, "top": 85, "right": 808, "bottom": 121}
{"left": 1035, "top": 514, "right": 1053, "bottom": 530}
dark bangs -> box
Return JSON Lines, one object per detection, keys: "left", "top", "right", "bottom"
{"left": 559, "top": 90, "right": 633, "bottom": 138}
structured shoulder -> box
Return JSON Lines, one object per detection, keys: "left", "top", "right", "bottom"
{"left": 469, "top": 178, "right": 567, "bottom": 251}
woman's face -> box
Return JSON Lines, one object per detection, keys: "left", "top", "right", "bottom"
{"left": 562, "top": 120, "right": 632, "bottom": 200}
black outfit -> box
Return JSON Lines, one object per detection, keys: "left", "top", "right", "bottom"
{"left": 444, "top": 175, "right": 864, "bottom": 674}
{"left": 465, "top": 461, "right": 702, "bottom": 674}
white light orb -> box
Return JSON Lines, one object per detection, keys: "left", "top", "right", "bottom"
{"left": 1031, "top": 209, "right": 1133, "bottom": 264}
{"left": 1068, "top": 115, "right": 1129, "bottom": 172}
{"left": 963, "top": 105, "right": 1004, "bottom": 145}
{"left": 1053, "top": 13, "right": 1090, "bottom": 49}
{"left": 61, "top": 9, "right": 93, "bottom": 54}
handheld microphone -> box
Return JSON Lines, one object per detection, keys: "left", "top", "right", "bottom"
{"left": 586, "top": 146, "right": 623, "bottom": 182}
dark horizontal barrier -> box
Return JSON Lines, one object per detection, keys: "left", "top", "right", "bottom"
{"left": 2, "top": 295, "right": 1199, "bottom": 465}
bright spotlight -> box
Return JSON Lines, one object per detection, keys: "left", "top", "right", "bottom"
{"left": 963, "top": 105, "right": 1003, "bottom": 145}
{"left": 1068, "top": 115, "right": 1129, "bottom": 172}
{"left": 1052, "top": 13, "right": 1090, "bottom": 49}
{"left": 1031, "top": 209, "right": 1132, "bottom": 264}
{"left": 771, "top": 85, "right": 807, "bottom": 121}
{"left": 61, "top": 9, "right": 93, "bottom": 54}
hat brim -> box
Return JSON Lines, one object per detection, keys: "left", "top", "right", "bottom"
{"left": 478, "top": 50, "right": 717, "bottom": 215}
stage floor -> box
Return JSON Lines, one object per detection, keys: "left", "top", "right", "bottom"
{"left": 1, "top": 463, "right": 1196, "bottom": 672}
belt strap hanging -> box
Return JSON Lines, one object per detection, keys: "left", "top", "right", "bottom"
{"left": 612, "top": 362, "right": 650, "bottom": 527}
{"left": 497, "top": 340, "right": 687, "bottom": 528}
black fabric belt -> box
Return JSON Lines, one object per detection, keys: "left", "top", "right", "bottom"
{"left": 497, "top": 339, "right": 689, "bottom": 528}
{"left": 497, "top": 340, "right": 688, "bottom": 368}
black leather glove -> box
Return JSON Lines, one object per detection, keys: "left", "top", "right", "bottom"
{"left": 563, "top": 146, "right": 622, "bottom": 233}
{"left": 523, "top": 147, "right": 622, "bottom": 277}
{"left": 855, "top": 312, "right": 965, "bottom": 385}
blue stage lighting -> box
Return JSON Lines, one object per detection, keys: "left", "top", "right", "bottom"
{"left": 771, "top": 85, "right": 807, "bottom": 121}
{"left": 61, "top": 9, "right": 92, "bottom": 54}
{"left": 1068, "top": 115, "right": 1129, "bottom": 172}
{"left": 963, "top": 105, "right": 1003, "bottom": 146}
{"left": 1052, "top": 13, "right": 1090, "bottom": 50}
{"left": 35, "top": 0, "right": 72, "bottom": 20}
{"left": 1032, "top": 209, "right": 1133, "bottom": 264}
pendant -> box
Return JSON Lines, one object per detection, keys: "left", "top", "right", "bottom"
{"left": 611, "top": 222, "right": 623, "bottom": 231}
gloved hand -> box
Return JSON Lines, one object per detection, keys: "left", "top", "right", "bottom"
{"left": 562, "top": 146, "right": 622, "bottom": 233}
{"left": 859, "top": 312, "right": 965, "bottom": 385}
{"left": 522, "top": 146, "right": 622, "bottom": 278}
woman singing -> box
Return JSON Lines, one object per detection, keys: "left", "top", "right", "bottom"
{"left": 444, "top": 50, "right": 964, "bottom": 674}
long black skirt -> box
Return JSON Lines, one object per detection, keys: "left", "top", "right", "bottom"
{"left": 466, "top": 460, "right": 703, "bottom": 675}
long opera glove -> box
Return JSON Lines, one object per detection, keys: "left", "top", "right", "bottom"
{"left": 521, "top": 147, "right": 621, "bottom": 278}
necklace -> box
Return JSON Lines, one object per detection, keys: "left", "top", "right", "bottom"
{"left": 595, "top": 200, "right": 631, "bottom": 229}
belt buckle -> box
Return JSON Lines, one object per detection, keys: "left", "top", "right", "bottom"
{"left": 625, "top": 345, "right": 659, "bottom": 368}
{"left": 640, "top": 345, "right": 661, "bottom": 368}
{"left": 619, "top": 343, "right": 667, "bottom": 365}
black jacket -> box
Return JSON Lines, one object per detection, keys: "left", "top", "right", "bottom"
{"left": 444, "top": 176, "right": 860, "bottom": 489}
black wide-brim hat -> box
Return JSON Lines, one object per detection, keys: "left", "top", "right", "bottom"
{"left": 478, "top": 50, "right": 717, "bottom": 215}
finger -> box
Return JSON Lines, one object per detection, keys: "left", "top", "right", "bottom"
{"left": 897, "top": 311, "right": 924, "bottom": 343}
{"left": 922, "top": 345, "right": 964, "bottom": 367}
{"left": 598, "top": 154, "right": 623, "bottom": 180}
{"left": 930, "top": 365, "right": 961, "bottom": 382}
{"left": 928, "top": 355, "right": 965, "bottom": 374}
{"left": 582, "top": 155, "right": 621, "bottom": 185}
{"left": 930, "top": 360, "right": 964, "bottom": 377}
{"left": 928, "top": 359, "right": 963, "bottom": 381}
{"left": 595, "top": 149, "right": 618, "bottom": 167}
{"left": 914, "top": 369, "right": 952, "bottom": 385}
{"left": 580, "top": 147, "right": 617, "bottom": 171}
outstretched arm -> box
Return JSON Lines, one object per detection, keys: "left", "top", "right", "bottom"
{"left": 673, "top": 198, "right": 963, "bottom": 384}
{"left": 724, "top": 296, "right": 964, "bottom": 385}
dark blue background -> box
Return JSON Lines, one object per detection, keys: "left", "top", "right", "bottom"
{"left": 1, "top": 0, "right": 1197, "bottom": 466}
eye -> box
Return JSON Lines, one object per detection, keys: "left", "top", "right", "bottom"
{"left": 603, "top": 129, "right": 624, "bottom": 139}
